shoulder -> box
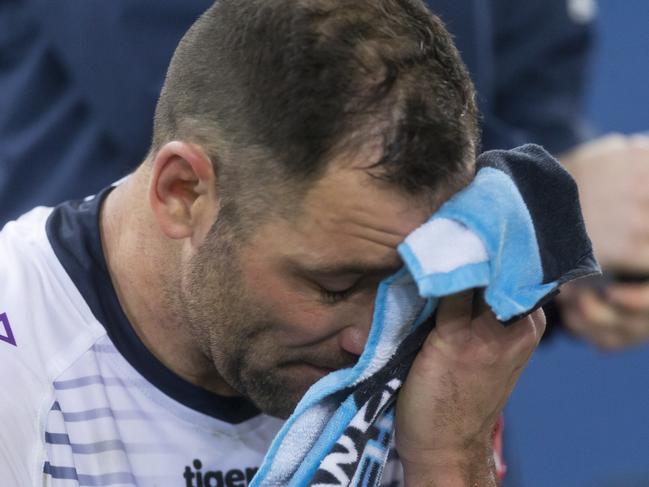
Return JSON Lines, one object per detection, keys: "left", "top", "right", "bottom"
{"left": 0, "top": 208, "right": 105, "bottom": 483}
{"left": 0, "top": 207, "right": 105, "bottom": 370}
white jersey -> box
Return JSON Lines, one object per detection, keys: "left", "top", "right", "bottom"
{"left": 0, "top": 189, "right": 404, "bottom": 486}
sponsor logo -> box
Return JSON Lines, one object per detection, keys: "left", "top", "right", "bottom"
{"left": 0, "top": 312, "right": 16, "bottom": 347}
{"left": 183, "top": 459, "right": 258, "bottom": 487}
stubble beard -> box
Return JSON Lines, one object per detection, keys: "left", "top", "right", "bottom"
{"left": 180, "top": 226, "right": 307, "bottom": 419}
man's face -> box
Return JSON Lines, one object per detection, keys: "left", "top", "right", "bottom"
{"left": 180, "top": 160, "right": 444, "bottom": 418}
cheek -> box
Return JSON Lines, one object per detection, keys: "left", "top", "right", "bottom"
{"left": 242, "top": 267, "right": 345, "bottom": 343}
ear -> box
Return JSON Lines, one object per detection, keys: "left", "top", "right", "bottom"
{"left": 149, "top": 141, "right": 218, "bottom": 241}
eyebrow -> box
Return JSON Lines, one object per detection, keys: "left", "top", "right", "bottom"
{"left": 286, "top": 258, "right": 403, "bottom": 278}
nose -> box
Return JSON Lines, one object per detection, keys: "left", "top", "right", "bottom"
{"left": 338, "top": 316, "right": 372, "bottom": 357}
{"left": 336, "top": 290, "right": 377, "bottom": 358}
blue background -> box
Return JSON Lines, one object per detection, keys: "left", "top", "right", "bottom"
{"left": 505, "top": 1, "right": 649, "bottom": 486}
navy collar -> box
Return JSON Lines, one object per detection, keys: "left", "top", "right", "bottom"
{"left": 46, "top": 187, "right": 260, "bottom": 424}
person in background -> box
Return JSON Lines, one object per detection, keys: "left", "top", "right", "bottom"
{"left": 441, "top": 0, "right": 649, "bottom": 351}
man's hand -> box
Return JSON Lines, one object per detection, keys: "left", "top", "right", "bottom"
{"left": 559, "top": 282, "right": 649, "bottom": 350}
{"left": 395, "top": 291, "right": 546, "bottom": 487}
{"left": 560, "top": 134, "right": 649, "bottom": 274}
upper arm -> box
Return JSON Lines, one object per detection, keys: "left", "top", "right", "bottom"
{"left": 485, "top": 0, "right": 596, "bottom": 153}
{"left": 0, "top": 348, "right": 47, "bottom": 486}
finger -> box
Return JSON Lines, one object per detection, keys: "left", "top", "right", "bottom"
{"left": 556, "top": 283, "right": 576, "bottom": 304}
{"left": 435, "top": 290, "right": 474, "bottom": 336}
{"left": 628, "top": 133, "right": 649, "bottom": 147}
{"left": 577, "top": 291, "right": 620, "bottom": 327}
{"left": 561, "top": 302, "right": 600, "bottom": 342}
{"left": 468, "top": 293, "right": 508, "bottom": 338}
{"left": 556, "top": 285, "right": 584, "bottom": 318}
{"left": 564, "top": 305, "right": 649, "bottom": 350}
{"left": 606, "top": 283, "right": 649, "bottom": 313}
{"left": 620, "top": 316, "right": 649, "bottom": 347}
{"left": 563, "top": 302, "right": 625, "bottom": 344}
{"left": 502, "top": 309, "right": 546, "bottom": 358}
{"left": 471, "top": 291, "right": 490, "bottom": 319}
{"left": 590, "top": 330, "right": 630, "bottom": 352}
{"left": 529, "top": 308, "right": 547, "bottom": 343}
{"left": 586, "top": 319, "right": 648, "bottom": 351}
{"left": 594, "top": 313, "right": 649, "bottom": 348}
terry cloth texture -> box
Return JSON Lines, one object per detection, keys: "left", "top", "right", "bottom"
{"left": 250, "top": 144, "right": 600, "bottom": 487}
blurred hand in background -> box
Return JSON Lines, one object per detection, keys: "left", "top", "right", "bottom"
{"left": 561, "top": 134, "right": 649, "bottom": 274}
{"left": 557, "top": 134, "right": 649, "bottom": 351}
{"left": 559, "top": 281, "right": 649, "bottom": 351}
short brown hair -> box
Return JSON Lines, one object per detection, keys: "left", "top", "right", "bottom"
{"left": 152, "top": 0, "right": 478, "bottom": 223}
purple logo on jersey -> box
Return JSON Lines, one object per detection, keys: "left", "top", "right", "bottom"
{"left": 0, "top": 313, "right": 16, "bottom": 347}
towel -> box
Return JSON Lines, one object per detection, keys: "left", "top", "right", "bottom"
{"left": 249, "top": 144, "right": 600, "bottom": 487}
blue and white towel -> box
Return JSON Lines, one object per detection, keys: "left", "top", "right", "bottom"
{"left": 250, "top": 144, "right": 600, "bottom": 487}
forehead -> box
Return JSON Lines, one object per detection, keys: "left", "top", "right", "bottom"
{"left": 300, "top": 164, "right": 431, "bottom": 245}
{"left": 249, "top": 156, "right": 456, "bottom": 272}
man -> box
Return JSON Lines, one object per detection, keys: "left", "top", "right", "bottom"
{"left": 2, "top": 0, "right": 647, "bottom": 351}
{"left": 0, "top": 1, "right": 545, "bottom": 485}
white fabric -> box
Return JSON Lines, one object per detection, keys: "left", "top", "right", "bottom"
{"left": 0, "top": 209, "right": 281, "bottom": 486}
{"left": 0, "top": 208, "right": 403, "bottom": 487}
{"left": 404, "top": 217, "right": 488, "bottom": 273}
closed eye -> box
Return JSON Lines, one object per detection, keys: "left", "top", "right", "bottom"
{"left": 318, "top": 285, "right": 356, "bottom": 305}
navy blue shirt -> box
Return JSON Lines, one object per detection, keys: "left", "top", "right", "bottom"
{"left": 0, "top": 0, "right": 593, "bottom": 223}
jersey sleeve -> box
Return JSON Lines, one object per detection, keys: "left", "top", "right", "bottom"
{"left": 0, "top": 209, "right": 103, "bottom": 485}
{"left": 0, "top": 217, "right": 52, "bottom": 484}
{"left": 0, "top": 346, "right": 46, "bottom": 485}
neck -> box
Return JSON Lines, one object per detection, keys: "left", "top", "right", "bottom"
{"left": 99, "top": 171, "right": 239, "bottom": 397}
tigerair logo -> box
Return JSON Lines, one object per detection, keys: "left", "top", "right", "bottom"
{"left": 183, "top": 459, "right": 258, "bottom": 487}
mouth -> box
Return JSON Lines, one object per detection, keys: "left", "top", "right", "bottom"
{"left": 306, "top": 363, "right": 337, "bottom": 375}
{"left": 287, "top": 362, "right": 338, "bottom": 381}
{"left": 281, "top": 357, "right": 356, "bottom": 383}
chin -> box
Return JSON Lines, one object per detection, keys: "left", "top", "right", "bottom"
{"left": 237, "top": 360, "right": 330, "bottom": 419}
{"left": 247, "top": 374, "right": 315, "bottom": 419}
{"left": 253, "top": 391, "right": 303, "bottom": 419}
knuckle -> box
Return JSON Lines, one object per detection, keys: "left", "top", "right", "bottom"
{"left": 628, "top": 133, "right": 649, "bottom": 147}
{"left": 628, "top": 214, "right": 649, "bottom": 238}
{"left": 531, "top": 309, "right": 547, "bottom": 333}
{"left": 601, "top": 133, "right": 628, "bottom": 151}
{"left": 519, "top": 323, "right": 540, "bottom": 350}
